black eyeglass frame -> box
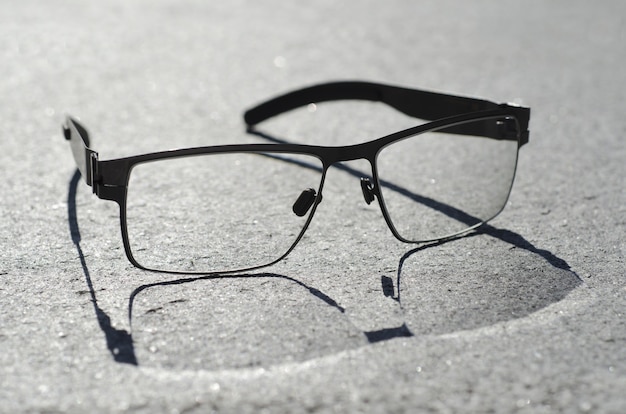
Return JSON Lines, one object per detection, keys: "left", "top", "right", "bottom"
{"left": 64, "top": 81, "right": 530, "bottom": 274}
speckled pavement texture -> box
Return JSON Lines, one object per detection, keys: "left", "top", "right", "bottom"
{"left": 1, "top": 1, "right": 625, "bottom": 412}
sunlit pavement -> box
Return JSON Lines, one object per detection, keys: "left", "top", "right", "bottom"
{"left": 1, "top": 1, "right": 624, "bottom": 412}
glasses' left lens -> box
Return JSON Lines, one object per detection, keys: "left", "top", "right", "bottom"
{"left": 376, "top": 116, "right": 520, "bottom": 242}
{"left": 125, "top": 152, "right": 324, "bottom": 273}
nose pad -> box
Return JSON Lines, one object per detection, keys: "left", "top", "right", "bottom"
{"left": 292, "top": 188, "right": 319, "bottom": 217}
{"left": 360, "top": 177, "right": 375, "bottom": 205}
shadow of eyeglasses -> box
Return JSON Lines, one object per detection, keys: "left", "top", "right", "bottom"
{"left": 68, "top": 170, "right": 137, "bottom": 365}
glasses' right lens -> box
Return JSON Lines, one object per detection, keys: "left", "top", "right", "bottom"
{"left": 376, "top": 116, "right": 520, "bottom": 242}
{"left": 125, "top": 152, "right": 324, "bottom": 273}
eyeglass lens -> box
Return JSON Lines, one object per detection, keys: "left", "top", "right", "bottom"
{"left": 376, "top": 117, "right": 519, "bottom": 242}
{"left": 125, "top": 152, "right": 324, "bottom": 273}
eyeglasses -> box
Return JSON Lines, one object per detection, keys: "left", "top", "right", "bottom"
{"left": 64, "top": 81, "right": 530, "bottom": 274}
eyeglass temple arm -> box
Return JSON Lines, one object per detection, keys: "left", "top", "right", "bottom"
{"left": 243, "top": 81, "right": 530, "bottom": 144}
{"left": 244, "top": 81, "right": 500, "bottom": 124}
{"left": 63, "top": 116, "right": 99, "bottom": 189}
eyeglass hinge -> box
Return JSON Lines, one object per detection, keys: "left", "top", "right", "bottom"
{"left": 89, "top": 156, "right": 125, "bottom": 202}
{"left": 499, "top": 103, "right": 530, "bottom": 145}
{"left": 89, "top": 152, "right": 102, "bottom": 195}
{"left": 519, "top": 130, "right": 529, "bottom": 146}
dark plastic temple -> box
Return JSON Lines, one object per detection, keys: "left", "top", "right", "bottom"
{"left": 244, "top": 81, "right": 501, "bottom": 124}
{"left": 243, "top": 81, "right": 529, "bottom": 144}
{"left": 64, "top": 116, "right": 97, "bottom": 187}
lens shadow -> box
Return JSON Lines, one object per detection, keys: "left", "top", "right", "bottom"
{"left": 396, "top": 225, "right": 582, "bottom": 335}
{"left": 129, "top": 274, "right": 367, "bottom": 370}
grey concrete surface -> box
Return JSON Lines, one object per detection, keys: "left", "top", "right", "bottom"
{"left": 1, "top": 0, "right": 625, "bottom": 412}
